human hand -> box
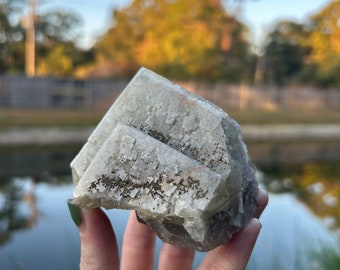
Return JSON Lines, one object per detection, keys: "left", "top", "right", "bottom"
{"left": 67, "top": 188, "right": 268, "bottom": 270}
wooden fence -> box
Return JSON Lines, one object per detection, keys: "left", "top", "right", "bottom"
{"left": 0, "top": 76, "right": 339, "bottom": 110}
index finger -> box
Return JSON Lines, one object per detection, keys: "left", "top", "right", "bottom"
{"left": 121, "top": 211, "right": 156, "bottom": 270}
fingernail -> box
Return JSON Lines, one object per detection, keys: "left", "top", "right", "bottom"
{"left": 67, "top": 198, "right": 82, "bottom": 227}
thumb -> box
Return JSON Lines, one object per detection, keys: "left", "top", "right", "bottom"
{"left": 67, "top": 200, "right": 119, "bottom": 270}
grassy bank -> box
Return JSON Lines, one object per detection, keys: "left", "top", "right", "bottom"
{"left": 227, "top": 109, "right": 340, "bottom": 125}
{"left": 0, "top": 109, "right": 105, "bottom": 128}
{"left": 1, "top": 108, "right": 340, "bottom": 128}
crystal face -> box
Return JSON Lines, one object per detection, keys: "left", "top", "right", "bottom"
{"left": 71, "top": 67, "right": 258, "bottom": 251}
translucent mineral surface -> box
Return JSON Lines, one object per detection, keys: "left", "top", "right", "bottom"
{"left": 71, "top": 67, "right": 258, "bottom": 251}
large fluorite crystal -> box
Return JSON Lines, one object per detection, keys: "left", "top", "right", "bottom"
{"left": 71, "top": 67, "right": 258, "bottom": 251}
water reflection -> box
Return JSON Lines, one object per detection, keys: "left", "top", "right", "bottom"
{"left": 0, "top": 178, "right": 80, "bottom": 269}
{"left": 0, "top": 142, "right": 339, "bottom": 269}
{"left": 0, "top": 145, "right": 81, "bottom": 179}
{"left": 0, "top": 146, "right": 81, "bottom": 269}
{"left": 0, "top": 178, "right": 37, "bottom": 245}
{"left": 248, "top": 142, "right": 340, "bottom": 228}
{"left": 0, "top": 146, "right": 78, "bottom": 242}
{"left": 248, "top": 193, "right": 338, "bottom": 270}
{"left": 0, "top": 173, "right": 74, "bottom": 244}
{"left": 248, "top": 141, "right": 340, "bottom": 269}
{"left": 260, "top": 162, "right": 340, "bottom": 231}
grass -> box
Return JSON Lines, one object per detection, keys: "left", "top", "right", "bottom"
{"left": 312, "top": 242, "right": 340, "bottom": 270}
{"left": 227, "top": 109, "right": 340, "bottom": 125}
{"left": 0, "top": 109, "right": 105, "bottom": 129}
{"left": 1, "top": 108, "right": 340, "bottom": 129}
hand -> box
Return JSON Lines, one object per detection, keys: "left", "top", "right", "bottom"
{"left": 67, "top": 188, "right": 268, "bottom": 270}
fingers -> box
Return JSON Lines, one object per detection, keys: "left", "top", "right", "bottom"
{"left": 121, "top": 211, "right": 156, "bottom": 270}
{"left": 122, "top": 212, "right": 195, "bottom": 270}
{"left": 158, "top": 243, "right": 195, "bottom": 270}
{"left": 198, "top": 218, "right": 262, "bottom": 270}
{"left": 67, "top": 187, "right": 268, "bottom": 270}
{"left": 256, "top": 187, "right": 269, "bottom": 218}
{"left": 198, "top": 187, "right": 267, "bottom": 270}
{"left": 78, "top": 207, "right": 119, "bottom": 270}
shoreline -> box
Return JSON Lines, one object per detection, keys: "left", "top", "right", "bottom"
{"left": 1, "top": 124, "right": 340, "bottom": 146}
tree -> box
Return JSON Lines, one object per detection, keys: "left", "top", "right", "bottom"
{"left": 263, "top": 21, "right": 311, "bottom": 85}
{"left": 34, "top": 10, "right": 82, "bottom": 47}
{"left": 260, "top": 1, "right": 340, "bottom": 87}
{"left": 0, "top": 0, "right": 25, "bottom": 73}
{"left": 0, "top": 1, "right": 91, "bottom": 77}
{"left": 34, "top": 10, "right": 87, "bottom": 77}
{"left": 307, "top": 0, "right": 340, "bottom": 86}
{"left": 94, "top": 0, "right": 252, "bottom": 81}
{"left": 36, "top": 44, "right": 73, "bottom": 76}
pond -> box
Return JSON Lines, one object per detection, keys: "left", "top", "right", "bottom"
{"left": 0, "top": 142, "right": 339, "bottom": 270}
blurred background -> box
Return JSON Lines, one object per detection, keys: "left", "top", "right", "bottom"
{"left": 0, "top": 0, "right": 340, "bottom": 269}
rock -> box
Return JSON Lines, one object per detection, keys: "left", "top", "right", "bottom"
{"left": 71, "top": 67, "right": 258, "bottom": 251}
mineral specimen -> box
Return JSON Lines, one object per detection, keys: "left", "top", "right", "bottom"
{"left": 71, "top": 67, "right": 258, "bottom": 251}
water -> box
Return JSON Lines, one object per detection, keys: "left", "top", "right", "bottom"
{"left": 0, "top": 142, "right": 339, "bottom": 270}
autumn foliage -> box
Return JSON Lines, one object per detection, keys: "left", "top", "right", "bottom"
{"left": 1, "top": 0, "right": 340, "bottom": 86}
{"left": 93, "top": 0, "right": 252, "bottom": 81}
{"left": 263, "top": 1, "right": 340, "bottom": 86}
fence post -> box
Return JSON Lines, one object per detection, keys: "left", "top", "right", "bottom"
{"left": 239, "top": 83, "right": 249, "bottom": 110}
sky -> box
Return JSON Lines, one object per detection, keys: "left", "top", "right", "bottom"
{"left": 38, "top": 0, "right": 333, "bottom": 49}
